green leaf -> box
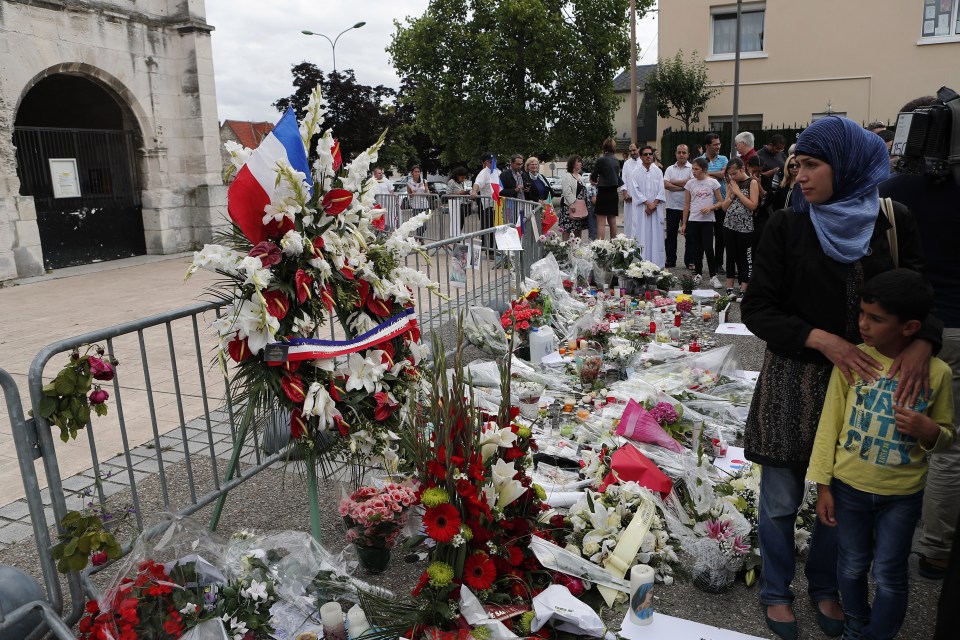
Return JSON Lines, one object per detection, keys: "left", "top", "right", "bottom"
{"left": 67, "top": 552, "right": 88, "bottom": 572}
{"left": 76, "top": 404, "right": 91, "bottom": 424}
{"left": 38, "top": 395, "right": 57, "bottom": 418}
{"left": 93, "top": 403, "right": 108, "bottom": 417}
{"left": 63, "top": 537, "right": 78, "bottom": 557}
{"left": 54, "top": 373, "right": 75, "bottom": 396}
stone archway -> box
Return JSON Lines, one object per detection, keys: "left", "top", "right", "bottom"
{"left": 13, "top": 67, "right": 149, "bottom": 269}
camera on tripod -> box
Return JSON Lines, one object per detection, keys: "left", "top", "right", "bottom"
{"left": 892, "top": 86, "right": 960, "bottom": 185}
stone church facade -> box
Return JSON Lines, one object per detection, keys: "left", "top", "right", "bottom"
{"left": 0, "top": 0, "right": 227, "bottom": 281}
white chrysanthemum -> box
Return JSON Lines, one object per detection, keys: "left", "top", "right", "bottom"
{"left": 280, "top": 229, "right": 305, "bottom": 256}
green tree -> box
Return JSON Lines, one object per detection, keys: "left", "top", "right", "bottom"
{"left": 388, "top": 0, "right": 642, "bottom": 167}
{"left": 644, "top": 50, "right": 722, "bottom": 130}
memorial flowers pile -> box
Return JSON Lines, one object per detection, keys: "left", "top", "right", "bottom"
{"left": 189, "top": 84, "right": 436, "bottom": 469}
{"left": 538, "top": 231, "right": 576, "bottom": 268}
{"left": 500, "top": 289, "right": 547, "bottom": 341}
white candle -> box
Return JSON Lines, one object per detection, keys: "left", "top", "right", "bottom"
{"left": 347, "top": 604, "right": 370, "bottom": 639}
{"left": 629, "top": 564, "right": 655, "bottom": 625}
{"left": 320, "top": 602, "right": 346, "bottom": 640}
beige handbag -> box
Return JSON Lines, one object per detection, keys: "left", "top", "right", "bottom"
{"left": 880, "top": 197, "right": 898, "bottom": 267}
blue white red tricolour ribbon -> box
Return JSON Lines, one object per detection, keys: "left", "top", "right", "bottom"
{"left": 269, "top": 308, "right": 416, "bottom": 362}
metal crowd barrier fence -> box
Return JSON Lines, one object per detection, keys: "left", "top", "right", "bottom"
{"left": 0, "top": 202, "right": 543, "bottom": 637}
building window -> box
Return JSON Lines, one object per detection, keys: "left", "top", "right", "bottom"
{"left": 712, "top": 3, "right": 765, "bottom": 55}
{"left": 922, "top": 0, "right": 960, "bottom": 37}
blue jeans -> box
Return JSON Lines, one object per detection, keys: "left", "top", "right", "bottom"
{"left": 833, "top": 479, "right": 923, "bottom": 640}
{"left": 758, "top": 466, "right": 839, "bottom": 605}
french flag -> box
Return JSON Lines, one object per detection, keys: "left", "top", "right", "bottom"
{"left": 227, "top": 108, "right": 312, "bottom": 244}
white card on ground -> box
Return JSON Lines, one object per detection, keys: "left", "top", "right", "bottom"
{"left": 715, "top": 322, "right": 754, "bottom": 336}
{"left": 713, "top": 446, "right": 750, "bottom": 475}
{"left": 540, "top": 351, "right": 567, "bottom": 365}
{"left": 619, "top": 611, "right": 765, "bottom": 640}
{"left": 733, "top": 369, "right": 760, "bottom": 383}
{"left": 495, "top": 226, "right": 523, "bottom": 250}
{"left": 668, "top": 289, "right": 720, "bottom": 299}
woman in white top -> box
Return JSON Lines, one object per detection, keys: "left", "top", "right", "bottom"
{"left": 680, "top": 157, "right": 724, "bottom": 287}
{"left": 406, "top": 165, "right": 431, "bottom": 239}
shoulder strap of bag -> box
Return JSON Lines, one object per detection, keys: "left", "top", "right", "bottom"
{"left": 880, "top": 197, "right": 898, "bottom": 268}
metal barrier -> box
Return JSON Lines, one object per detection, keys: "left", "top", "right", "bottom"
{"left": 1, "top": 204, "right": 544, "bottom": 637}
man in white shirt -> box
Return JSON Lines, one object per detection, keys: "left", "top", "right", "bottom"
{"left": 470, "top": 152, "right": 501, "bottom": 254}
{"left": 620, "top": 143, "right": 640, "bottom": 237}
{"left": 372, "top": 166, "right": 394, "bottom": 194}
{"left": 663, "top": 145, "right": 693, "bottom": 268}
{"left": 630, "top": 145, "right": 666, "bottom": 266}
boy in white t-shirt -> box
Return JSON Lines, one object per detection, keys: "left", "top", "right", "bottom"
{"left": 680, "top": 157, "right": 724, "bottom": 288}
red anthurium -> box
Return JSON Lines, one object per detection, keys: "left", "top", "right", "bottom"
{"left": 378, "top": 341, "right": 395, "bottom": 366}
{"left": 331, "top": 139, "right": 342, "bottom": 171}
{"left": 262, "top": 289, "right": 290, "bottom": 319}
{"left": 281, "top": 373, "right": 305, "bottom": 404}
{"left": 373, "top": 391, "right": 400, "bottom": 421}
{"left": 322, "top": 188, "right": 353, "bottom": 215}
{"left": 227, "top": 336, "right": 251, "bottom": 363}
{"left": 329, "top": 378, "right": 344, "bottom": 402}
{"left": 263, "top": 216, "right": 294, "bottom": 240}
{"left": 312, "top": 236, "right": 325, "bottom": 251}
{"left": 333, "top": 415, "right": 349, "bottom": 436}
{"left": 320, "top": 283, "right": 335, "bottom": 313}
{"left": 295, "top": 269, "right": 313, "bottom": 304}
{"left": 290, "top": 408, "right": 307, "bottom": 439}
{"left": 367, "top": 295, "right": 393, "bottom": 317}
{"left": 341, "top": 266, "right": 355, "bottom": 280}
{"left": 355, "top": 279, "right": 371, "bottom": 308}
{"left": 248, "top": 241, "right": 282, "bottom": 268}
{"left": 371, "top": 212, "right": 386, "bottom": 231}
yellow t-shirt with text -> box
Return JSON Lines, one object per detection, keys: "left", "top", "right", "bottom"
{"left": 807, "top": 344, "right": 955, "bottom": 496}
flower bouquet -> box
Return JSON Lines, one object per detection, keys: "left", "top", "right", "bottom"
{"left": 37, "top": 344, "right": 118, "bottom": 442}
{"left": 358, "top": 332, "right": 554, "bottom": 638}
{"left": 188, "top": 84, "right": 436, "bottom": 488}
{"left": 340, "top": 484, "right": 418, "bottom": 574}
{"left": 463, "top": 306, "right": 509, "bottom": 357}
{"left": 587, "top": 239, "right": 616, "bottom": 287}
{"left": 538, "top": 231, "right": 574, "bottom": 268}
{"left": 610, "top": 234, "right": 643, "bottom": 271}
{"left": 499, "top": 290, "right": 546, "bottom": 344}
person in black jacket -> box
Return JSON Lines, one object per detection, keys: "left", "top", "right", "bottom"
{"left": 740, "top": 117, "right": 940, "bottom": 640}
{"left": 590, "top": 137, "right": 623, "bottom": 239}
{"left": 500, "top": 154, "right": 526, "bottom": 199}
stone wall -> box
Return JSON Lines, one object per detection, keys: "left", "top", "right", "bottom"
{"left": 0, "top": 0, "right": 228, "bottom": 281}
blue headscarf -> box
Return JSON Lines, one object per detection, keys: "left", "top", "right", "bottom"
{"left": 790, "top": 117, "right": 891, "bottom": 263}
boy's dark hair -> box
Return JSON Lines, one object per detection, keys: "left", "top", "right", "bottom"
{"left": 861, "top": 269, "right": 934, "bottom": 323}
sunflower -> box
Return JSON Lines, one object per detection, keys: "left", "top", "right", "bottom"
{"left": 422, "top": 503, "right": 462, "bottom": 543}
{"left": 463, "top": 552, "right": 497, "bottom": 591}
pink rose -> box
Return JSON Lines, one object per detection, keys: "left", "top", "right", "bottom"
{"left": 89, "top": 389, "right": 109, "bottom": 405}
{"left": 87, "top": 357, "right": 115, "bottom": 381}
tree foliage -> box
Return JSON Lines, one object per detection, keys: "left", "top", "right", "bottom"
{"left": 274, "top": 63, "right": 441, "bottom": 172}
{"left": 644, "top": 50, "right": 722, "bottom": 130}
{"left": 388, "top": 0, "right": 642, "bottom": 167}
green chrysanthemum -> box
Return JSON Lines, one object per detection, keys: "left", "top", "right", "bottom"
{"left": 533, "top": 483, "right": 547, "bottom": 501}
{"left": 516, "top": 426, "right": 532, "bottom": 438}
{"left": 421, "top": 487, "right": 450, "bottom": 508}
{"left": 516, "top": 611, "right": 536, "bottom": 635}
{"left": 460, "top": 524, "right": 473, "bottom": 541}
{"left": 427, "top": 561, "right": 454, "bottom": 587}
{"left": 470, "top": 627, "right": 491, "bottom": 640}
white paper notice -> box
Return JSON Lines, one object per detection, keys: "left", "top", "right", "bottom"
{"left": 712, "top": 446, "right": 750, "bottom": 475}
{"left": 668, "top": 289, "right": 720, "bottom": 299}
{"left": 495, "top": 226, "right": 523, "bottom": 250}
{"left": 715, "top": 323, "right": 754, "bottom": 336}
{"left": 620, "top": 611, "right": 765, "bottom": 640}
{"left": 733, "top": 369, "right": 760, "bottom": 383}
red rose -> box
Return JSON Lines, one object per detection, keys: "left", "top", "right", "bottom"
{"left": 290, "top": 408, "right": 307, "bottom": 439}
{"left": 331, "top": 139, "right": 342, "bottom": 171}
{"left": 89, "top": 389, "right": 109, "bottom": 405}
{"left": 227, "top": 336, "right": 252, "bottom": 363}
{"left": 262, "top": 289, "right": 290, "bottom": 319}
{"left": 295, "top": 269, "right": 313, "bottom": 304}
{"left": 249, "top": 241, "right": 282, "bottom": 267}
{"left": 281, "top": 373, "right": 305, "bottom": 403}
{"left": 322, "top": 188, "right": 353, "bottom": 215}
{"left": 90, "top": 550, "right": 108, "bottom": 567}
{"left": 87, "top": 357, "right": 115, "bottom": 381}
{"left": 503, "top": 447, "right": 525, "bottom": 462}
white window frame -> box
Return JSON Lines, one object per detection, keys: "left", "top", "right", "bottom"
{"left": 707, "top": 2, "right": 768, "bottom": 62}
{"left": 918, "top": 0, "right": 960, "bottom": 44}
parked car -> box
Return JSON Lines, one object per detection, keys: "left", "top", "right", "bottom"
{"left": 546, "top": 176, "right": 563, "bottom": 198}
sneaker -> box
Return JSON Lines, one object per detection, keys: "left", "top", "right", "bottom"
{"left": 710, "top": 276, "right": 723, "bottom": 289}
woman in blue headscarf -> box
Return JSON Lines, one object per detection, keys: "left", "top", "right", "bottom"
{"left": 740, "top": 117, "right": 940, "bottom": 640}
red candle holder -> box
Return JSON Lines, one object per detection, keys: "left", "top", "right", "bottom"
{"left": 649, "top": 321, "right": 657, "bottom": 333}
{"left": 674, "top": 313, "right": 682, "bottom": 327}
{"left": 645, "top": 290, "right": 652, "bottom": 300}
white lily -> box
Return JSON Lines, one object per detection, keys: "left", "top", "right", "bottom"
{"left": 490, "top": 458, "right": 527, "bottom": 508}
{"left": 302, "top": 382, "right": 341, "bottom": 429}
{"left": 241, "top": 579, "right": 268, "bottom": 602}
{"left": 345, "top": 351, "right": 388, "bottom": 394}
{"left": 479, "top": 423, "right": 517, "bottom": 462}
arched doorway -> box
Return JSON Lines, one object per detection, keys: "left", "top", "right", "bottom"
{"left": 13, "top": 73, "right": 146, "bottom": 269}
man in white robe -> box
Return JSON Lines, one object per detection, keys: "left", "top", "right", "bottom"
{"left": 619, "top": 144, "right": 641, "bottom": 237}
{"left": 630, "top": 146, "right": 666, "bottom": 266}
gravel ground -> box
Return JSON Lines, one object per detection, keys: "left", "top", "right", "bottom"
{"left": 0, "top": 248, "right": 943, "bottom": 639}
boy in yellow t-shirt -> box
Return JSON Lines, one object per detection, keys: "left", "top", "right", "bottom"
{"left": 807, "top": 269, "right": 955, "bottom": 640}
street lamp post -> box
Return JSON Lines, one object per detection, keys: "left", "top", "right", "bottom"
{"left": 301, "top": 22, "right": 366, "bottom": 72}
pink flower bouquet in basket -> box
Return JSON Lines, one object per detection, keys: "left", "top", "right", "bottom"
{"left": 339, "top": 484, "right": 418, "bottom": 550}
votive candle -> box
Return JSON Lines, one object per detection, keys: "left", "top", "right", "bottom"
{"left": 320, "top": 602, "right": 346, "bottom": 640}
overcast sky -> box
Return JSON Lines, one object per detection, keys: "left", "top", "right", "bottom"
{"left": 205, "top": 0, "right": 659, "bottom": 123}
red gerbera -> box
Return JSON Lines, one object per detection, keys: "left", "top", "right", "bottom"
{"left": 422, "top": 503, "right": 462, "bottom": 543}
{"left": 463, "top": 552, "right": 497, "bottom": 591}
